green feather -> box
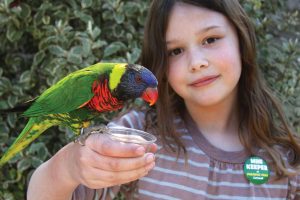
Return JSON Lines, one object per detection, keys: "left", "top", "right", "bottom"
{"left": 0, "top": 117, "right": 55, "bottom": 165}
{"left": 0, "top": 63, "right": 127, "bottom": 166}
{"left": 23, "top": 63, "right": 122, "bottom": 117}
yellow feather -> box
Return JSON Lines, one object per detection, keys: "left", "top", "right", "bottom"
{"left": 109, "top": 63, "right": 127, "bottom": 90}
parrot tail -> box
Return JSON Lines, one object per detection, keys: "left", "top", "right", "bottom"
{"left": 0, "top": 117, "right": 53, "bottom": 166}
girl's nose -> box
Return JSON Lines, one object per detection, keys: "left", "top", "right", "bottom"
{"left": 188, "top": 49, "right": 208, "bottom": 72}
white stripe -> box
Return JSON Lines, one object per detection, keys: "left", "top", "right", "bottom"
{"left": 139, "top": 189, "right": 180, "bottom": 200}
{"left": 140, "top": 177, "right": 286, "bottom": 200}
{"left": 132, "top": 110, "right": 144, "bottom": 129}
{"left": 154, "top": 166, "right": 208, "bottom": 182}
{"left": 155, "top": 154, "right": 210, "bottom": 168}
{"left": 123, "top": 115, "right": 134, "bottom": 128}
{"left": 156, "top": 152, "right": 277, "bottom": 176}
{"left": 156, "top": 144, "right": 205, "bottom": 155}
{"left": 181, "top": 135, "right": 192, "bottom": 140}
{"left": 174, "top": 118, "right": 181, "bottom": 123}
{"left": 177, "top": 128, "right": 188, "bottom": 133}
{"left": 186, "top": 146, "right": 205, "bottom": 155}
{"left": 290, "top": 180, "right": 300, "bottom": 188}
{"left": 153, "top": 166, "right": 287, "bottom": 190}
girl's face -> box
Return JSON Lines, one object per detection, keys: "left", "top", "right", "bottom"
{"left": 166, "top": 2, "right": 242, "bottom": 109}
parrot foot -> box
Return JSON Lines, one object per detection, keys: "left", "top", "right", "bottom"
{"left": 74, "top": 125, "right": 109, "bottom": 146}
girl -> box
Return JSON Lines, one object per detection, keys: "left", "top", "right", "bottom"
{"left": 27, "top": 0, "right": 300, "bottom": 199}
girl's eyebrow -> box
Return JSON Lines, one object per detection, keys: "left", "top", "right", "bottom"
{"left": 198, "top": 25, "right": 221, "bottom": 33}
{"left": 166, "top": 25, "right": 221, "bottom": 45}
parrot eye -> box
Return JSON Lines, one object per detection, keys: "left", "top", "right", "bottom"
{"left": 135, "top": 75, "right": 142, "bottom": 83}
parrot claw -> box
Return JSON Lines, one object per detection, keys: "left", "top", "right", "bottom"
{"left": 74, "top": 125, "right": 109, "bottom": 146}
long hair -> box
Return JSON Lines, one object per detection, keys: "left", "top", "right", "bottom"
{"left": 141, "top": 0, "right": 300, "bottom": 178}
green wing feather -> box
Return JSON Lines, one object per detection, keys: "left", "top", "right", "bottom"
{"left": 23, "top": 63, "right": 117, "bottom": 117}
{"left": 0, "top": 63, "right": 126, "bottom": 166}
{"left": 0, "top": 117, "right": 54, "bottom": 165}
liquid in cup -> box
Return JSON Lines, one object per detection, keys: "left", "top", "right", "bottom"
{"left": 106, "top": 126, "right": 157, "bottom": 151}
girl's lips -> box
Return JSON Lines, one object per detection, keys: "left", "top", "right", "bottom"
{"left": 190, "top": 75, "right": 220, "bottom": 87}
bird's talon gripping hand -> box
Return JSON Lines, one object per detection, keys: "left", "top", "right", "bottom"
{"left": 74, "top": 126, "right": 109, "bottom": 146}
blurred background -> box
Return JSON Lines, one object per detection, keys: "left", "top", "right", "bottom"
{"left": 0, "top": 0, "right": 299, "bottom": 199}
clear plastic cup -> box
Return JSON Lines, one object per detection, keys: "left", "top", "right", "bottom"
{"left": 106, "top": 126, "right": 157, "bottom": 151}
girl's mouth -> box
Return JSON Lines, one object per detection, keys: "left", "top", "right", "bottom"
{"left": 190, "top": 75, "right": 220, "bottom": 87}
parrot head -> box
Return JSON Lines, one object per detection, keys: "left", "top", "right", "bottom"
{"left": 111, "top": 64, "right": 158, "bottom": 106}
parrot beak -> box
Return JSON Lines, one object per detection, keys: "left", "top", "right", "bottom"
{"left": 142, "top": 87, "right": 158, "bottom": 106}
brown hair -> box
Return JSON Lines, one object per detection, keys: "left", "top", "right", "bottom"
{"left": 141, "top": 0, "right": 300, "bottom": 178}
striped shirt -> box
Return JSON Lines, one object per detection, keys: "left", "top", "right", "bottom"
{"left": 72, "top": 109, "right": 300, "bottom": 200}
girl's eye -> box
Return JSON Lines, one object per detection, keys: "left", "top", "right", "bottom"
{"left": 203, "top": 37, "right": 218, "bottom": 45}
{"left": 168, "top": 48, "right": 183, "bottom": 57}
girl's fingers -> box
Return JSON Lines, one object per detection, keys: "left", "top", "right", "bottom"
{"left": 84, "top": 147, "right": 155, "bottom": 172}
{"left": 85, "top": 133, "right": 155, "bottom": 158}
{"left": 81, "top": 162, "right": 155, "bottom": 189}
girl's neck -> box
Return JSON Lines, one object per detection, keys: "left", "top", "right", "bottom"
{"left": 185, "top": 91, "right": 244, "bottom": 151}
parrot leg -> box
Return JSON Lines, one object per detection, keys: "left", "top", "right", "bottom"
{"left": 74, "top": 125, "right": 108, "bottom": 146}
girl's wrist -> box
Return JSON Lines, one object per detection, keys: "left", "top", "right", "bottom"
{"left": 46, "top": 142, "right": 80, "bottom": 191}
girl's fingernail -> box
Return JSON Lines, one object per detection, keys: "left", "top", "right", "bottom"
{"left": 136, "top": 146, "right": 145, "bottom": 155}
{"left": 146, "top": 162, "right": 155, "bottom": 171}
{"left": 146, "top": 153, "right": 155, "bottom": 163}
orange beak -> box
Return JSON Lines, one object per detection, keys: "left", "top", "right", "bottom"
{"left": 142, "top": 87, "right": 158, "bottom": 106}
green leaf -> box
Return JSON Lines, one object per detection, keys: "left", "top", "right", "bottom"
{"left": 20, "top": 70, "right": 31, "bottom": 83}
{"left": 0, "top": 122, "right": 9, "bottom": 135}
{"left": 81, "top": 38, "right": 91, "bottom": 57}
{"left": 7, "top": 113, "right": 17, "bottom": 128}
{"left": 48, "top": 45, "right": 66, "bottom": 57}
{"left": 11, "top": 16, "right": 20, "bottom": 29}
{"left": 81, "top": 0, "right": 92, "bottom": 8}
{"left": 30, "top": 157, "right": 44, "bottom": 168}
{"left": 126, "top": 48, "right": 141, "bottom": 63}
{"left": 11, "top": 85, "right": 23, "bottom": 96}
{"left": 6, "top": 24, "right": 23, "bottom": 42}
{"left": 74, "top": 10, "right": 93, "bottom": 23}
{"left": 4, "top": 0, "right": 14, "bottom": 8}
{"left": 70, "top": 46, "right": 83, "bottom": 55}
{"left": 17, "top": 158, "right": 31, "bottom": 172}
{"left": 7, "top": 95, "right": 18, "bottom": 108}
{"left": 33, "top": 10, "right": 45, "bottom": 25}
{"left": 0, "top": 77, "right": 11, "bottom": 89}
{"left": 19, "top": 3, "right": 31, "bottom": 19}
{"left": 1, "top": 192, "right": 14, "bottom": 200}
{"left": 114, "top": 13, "right": 125, "bottom": 24}
{"left": 33, "top": 51, "right": 45, "bottom": 66}
{"left": 92, "top": 40, "right": 107, "bottom": 49}
{"left": 42, "top": 15, "right": 50, "bottom": 25}
{"left": 92, "top": 26, "right": 101, "bottom": 40}
{"left": 67, "top": 53, "right": 82, "bottom": 64}
{"left": 28, "top": 142, "right": 49, "bottom": 161}
{"left": 103, "top": 41, "right": 126, "bottom": 58}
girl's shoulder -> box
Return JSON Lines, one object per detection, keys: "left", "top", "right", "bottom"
{"left": 108, "top": 108, "right": 149, "bottom": 130}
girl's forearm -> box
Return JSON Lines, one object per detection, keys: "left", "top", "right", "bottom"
{"left": 27, "top": 143, "right": 79, "bottom": 200}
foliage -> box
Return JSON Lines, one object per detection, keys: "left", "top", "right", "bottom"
{"left": 0, "top": 0, "right": 299, "bottom": 199}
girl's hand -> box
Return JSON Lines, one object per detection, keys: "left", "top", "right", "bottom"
{"left": 61, "top": 133, "right": 157, "bottom": 189}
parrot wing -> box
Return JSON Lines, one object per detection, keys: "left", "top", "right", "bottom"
{"left": 23, "top": 69, "right": 100, "bottom": 117}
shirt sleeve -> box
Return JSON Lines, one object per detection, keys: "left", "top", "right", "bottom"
{"left": 71, "top": 184, "right": 97, "bottom": 200}
{"left": 107, "top": 109, "right": 146, "bottom": 130}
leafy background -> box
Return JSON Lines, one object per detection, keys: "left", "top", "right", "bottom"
{"left": 0, "top": 0, "right": 299, "bottom": 199}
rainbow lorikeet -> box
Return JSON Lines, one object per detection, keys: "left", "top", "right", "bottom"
{"left": 0, "top": 63, "right": 158, "bottom": 166}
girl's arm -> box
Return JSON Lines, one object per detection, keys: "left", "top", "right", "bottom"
{"left": 27, "top": 134, "right": 156, "bottom": 200}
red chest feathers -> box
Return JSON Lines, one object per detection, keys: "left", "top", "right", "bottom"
{"left": 86, "top": 79, "right": 123, "bottom": 112}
